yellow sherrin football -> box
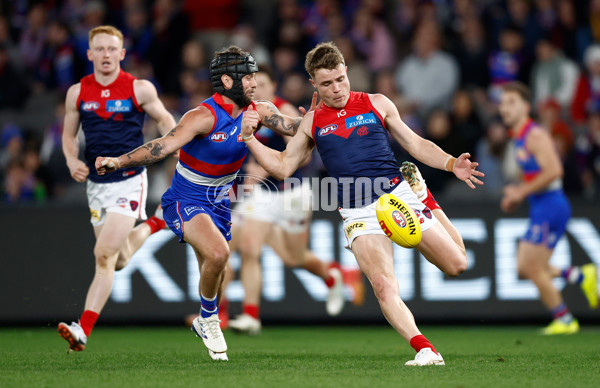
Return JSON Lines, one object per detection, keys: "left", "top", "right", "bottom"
{"left": 376, "top": 193, "right": 422, "bottom": 248}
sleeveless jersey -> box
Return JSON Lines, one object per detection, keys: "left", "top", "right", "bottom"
{"left": 77, "top": 70, "right": 145, "bottom": 183}
{"left": 513, "top": 118, "right": 562, "bottom": 191}
{"left": 167, "top": 93, "right": 251, "bottom": 202}
{"left": 311, "top": 91, "right": 400, "bottom": 208}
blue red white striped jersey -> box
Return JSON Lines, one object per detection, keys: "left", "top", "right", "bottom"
{"left": 169, "top": 93, "right": 251, "bottom": 201}
{"left": 311, "top": 91, "right": 400, "bottom": 208}
{"left": 77, "top": 70, "right": 145, "bottom": 183}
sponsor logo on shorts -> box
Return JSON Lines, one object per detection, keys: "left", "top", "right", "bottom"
{"left": 345, "top": 113, "right": 376, "bottom": 129}
{"left": 211, "top": 132, "right": 229, "bottom": 142}
{"left": 106, "top": 99, "right": 132, "bottom": 112}
{"left": 318, "top": 124, "right": 337, "bottom": 136}
{"left": 82, "top": 101, "right": 100, "bottom": 111}
{"left": 117, "top": 197, "right": 128, "bottom": 208}
{"left": 345, "top": 222, "right": 366, "bottom": 238}
{"left": 90, "top": 209, "right": 100, "bottom": 222}
{"left": 173, "top": 220, "right": 181, "bottom": 230}
{"left": 130, "top": 200, "right": 139, "bottom": 211}
{"left": 392, "top": 210, "right": 407, "bottom": 228}
{"left": 184, "top": 205, "right": 202, "bottom": 215}
{"left": 422, "top": 208, "right": 432, "bottom": 219}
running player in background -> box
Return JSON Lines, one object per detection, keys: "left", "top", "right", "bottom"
{"left": 95, "top": 46, "right": 307, "bottom": 361}
{"left": 220, "top": 65, "right": 364, "bottom": 335}
{"left": 499, "top": 81, "right": 598, "bottom": 335}
{"left": 58, "top": 25, "right": 176, "bottom": 353}
{"left": 241, "top": 42, "right": 484, "bottom": 366}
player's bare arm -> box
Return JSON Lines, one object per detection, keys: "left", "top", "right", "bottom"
{"left": 62, "top": 83, "right": 90, "bottom": 183}
{"left": 242, "top": 110, "right": 315, "bottom": 180}
{"left": 133, "top": 79, "right": 177, "bottom": 135}
{"left": 370, "top": 93, "right": 484, "bottom": 189}
{"left": 502, "top": 128, "right": 563, "bottom": 211}
{"left": 254, "top": 100, "right": 301, "bottom": 137}
{"left": 95, "top": 107, "right": 214, "bottom": 175}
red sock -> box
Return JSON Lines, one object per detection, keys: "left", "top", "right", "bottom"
{"left": 325, "top": 262, "right": 340, "bottom": 288}
{"left": 220, "top": 298, "right": 229, "bottom": 313}
{"left": 422, "top": 188, "right": 441, "bottom": 211}
{"left": 80, "top": 310, "right": 99, "bottom": 337}
{"left": 243, "top": 304, "right": 260, "bottom": 319}
{"left": 145, "top": 216, "right": 166, "bottom": 234}
{"left": 410, "top": 334, "right": 437, "bottom": 355}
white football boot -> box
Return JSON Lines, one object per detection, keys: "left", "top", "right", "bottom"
{"left": 405, "top": 348, "right": 445, "bottom": 366}
{"left": 326, "top": 267, "right": 345, "bottom": 316}
{"left": 400, "top": 162, "right": 427, "bottom": 200}
{"left": 229, "top": 314, "right": 262, "bottom": 335}
{"left": 191, "top": 315, "right": 228, "bottom": 359}
{"left": 58, "top": 321, "right": 87, "bottom": 352}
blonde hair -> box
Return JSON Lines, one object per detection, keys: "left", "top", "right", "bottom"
{"left": 88, "top": 25, "right": 124, "bottom": 46}
{"left": 304, "top": 42, "right": 345, "bottom": 79}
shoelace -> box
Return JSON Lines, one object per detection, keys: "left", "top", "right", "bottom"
{"left": 203, "top": 316, "right": 223, "bottom": 339}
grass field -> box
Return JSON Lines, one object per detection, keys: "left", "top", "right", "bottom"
{"left": 1, "top": 325, "right": 599, "bottom": 388}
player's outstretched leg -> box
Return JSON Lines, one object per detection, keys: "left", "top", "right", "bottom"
{"left": 57, "top": 321, "right": 87, "bottom": 352}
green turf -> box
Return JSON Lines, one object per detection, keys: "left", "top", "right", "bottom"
{"left": 1, "top": 325, "right": 599, "bottom": 388}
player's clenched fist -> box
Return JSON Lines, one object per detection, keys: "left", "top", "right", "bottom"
{"left": 95, "top": 156, "right": 121, "bottom": 175}
{"left": 241, "top": 105, "right": 260, "bottom": 138}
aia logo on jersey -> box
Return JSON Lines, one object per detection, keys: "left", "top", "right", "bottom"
{"left": 211, "top": 132, "right": 229, "bottom": 142}
{"left": 130, "top": 200, "right": 139, "bottom": 211}
{"left": 318, "top": 124, "right": 337, "bottom": 136}
{"left": 392, "top": 210, "right": 407, "bottom": 228}
{"left": 82, "top": 101, "right": 100, "bottom": 111}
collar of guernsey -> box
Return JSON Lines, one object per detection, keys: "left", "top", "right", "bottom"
{"left": 176, "top": 93, "right": 256, "bottom": 186}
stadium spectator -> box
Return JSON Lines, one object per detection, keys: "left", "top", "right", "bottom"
{"left": 452, "top": 16, "right": 490, "bottom": 90}
{"left": 575, "top": 110, "right": 600, "bottom": 199}
{"left": 530, "top": 37, "right": 578, "bottom": 111}
{"left": 571, "top": 44, "right": 600, "bottom": 125}
{"left": 35, "top": 20, "right": 78, "bottom": 94}
{"left": 488, "top": 26, "right": 527, "bottom": 103}
{"left": 18, "top": 3, "right": 47, "bottom": 73}
{"left": 349, "top": 6, "right": 396, "bottom": 72}
{"left": 474, "top": 119, "right": 512, "bottom": 195}
{"left": 394, "top": 21, "right": 459, "bottom": 118}
{"left": 0, "top": 43, "right": 30, "bottom": 110}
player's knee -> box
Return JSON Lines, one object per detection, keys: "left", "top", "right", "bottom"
{"left": 206, "top": 246, "right": 230, "bottom": 269}
{"left": 239, "top": 241, "right": 261, "bottom": 262}
{"left": 370, "top": 272, "right": 398, "bottom": 303}
{"left": 445, "top": 256, "right": 467, "bottom": 277}
{"left": 94, "top": 246, "right": 118, "bottom": 269}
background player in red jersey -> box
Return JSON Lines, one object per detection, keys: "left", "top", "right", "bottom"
{"left": 58, "top": 25, "right": 176, "bottom": 352}
{"left": 240, "top": 42, "right": 484, "bottom": 366}
{"left": 499, "top": 82, "right": 598, "bottom": 335}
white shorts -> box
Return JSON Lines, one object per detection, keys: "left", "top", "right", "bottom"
{"left": 232, "top": 182, "right": 312, "bottom": 234}
{"left": 86, "top": 170, "right": 148, "bottom": 226}
{"left": 339, "top": 181, "right": 438, "bottom": 249}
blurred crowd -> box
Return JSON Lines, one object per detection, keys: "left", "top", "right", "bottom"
{"left": 1, "top": 0, "right": 600, "bottom": 204}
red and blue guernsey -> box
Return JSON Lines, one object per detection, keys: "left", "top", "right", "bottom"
{"left": 77, "top": 70, "right": 145, "bottom": 183}
{"left": 161, "top": 93, "right": 252, "bottom": 241}
{"left": 513, "top": 118, "right": 571, "bottom": 249}
{"left": 312, "top": 92, "right": 400, "bottom": 208}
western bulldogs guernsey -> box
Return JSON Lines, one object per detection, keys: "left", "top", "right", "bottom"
{"left": 312, "top": 92, "right": 400, "bottom": 208}
{"left": 77, "top": 70, "right": 145, "bottom": 183}
{"left": 513, "top": 118, "right": 570, "bottom": 248}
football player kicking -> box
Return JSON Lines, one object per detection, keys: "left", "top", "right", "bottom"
{"left": 499, "top": 81, "right": 598, "bottom": 335}
{"left": 240, "top": 42, "right": 484, "bottom": 366}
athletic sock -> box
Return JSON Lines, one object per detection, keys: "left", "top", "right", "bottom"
{"left": 200, "top": 293, "right": 218, "bottom": 318}
{"left": 324, "top": 262, "right": 340, "bottom": 288}
{"left": 80, "top": 310, "right": 99, "bottom": 337}
{"left": 421, "top": 188, "right": 441, "bottom": 211}
{"left": 409, "top": 334, "right": 438, "bottom": 355}
{"left": 551, "top": 303, "right": 574, "bottom": 324}
{"left": 243, "top": 304, "right": 260, "bottom": 320}
{"left": 145, "top": 216, "right": 166, "bottom": 234}
{"left": 561, "top": 267, "right": 583, "bottom": 284}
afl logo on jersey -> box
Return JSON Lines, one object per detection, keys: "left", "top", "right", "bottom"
{"left": 318, "top": 124, "right": 337, "bottom": 136}
{"left": 82, "top": 101, "right": 100, "bottom": 111}
{"left": 211, "top": 132, "right": 229, "bottom": 142}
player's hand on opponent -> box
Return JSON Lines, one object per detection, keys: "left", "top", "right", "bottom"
{"left": 500, "top": 184, "right": 524, "bottom": 213}
{"left": 95, "top": 156, "right": 121, "bottom": 175}
{"left": 66, "top": 159, "right": 90, "bottom": 183}
{"left": 241, "top": 104, "right": 260, "bottom": 139}
{"left": 452, "top": 153, "right": 484, "bottom": 189}
{"left": 299, "top": 92, "right": 322, "bottom": 116}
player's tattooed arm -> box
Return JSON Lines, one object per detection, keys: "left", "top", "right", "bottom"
{"left": 258, "top": 100, "right": 300, "bottom": 136}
